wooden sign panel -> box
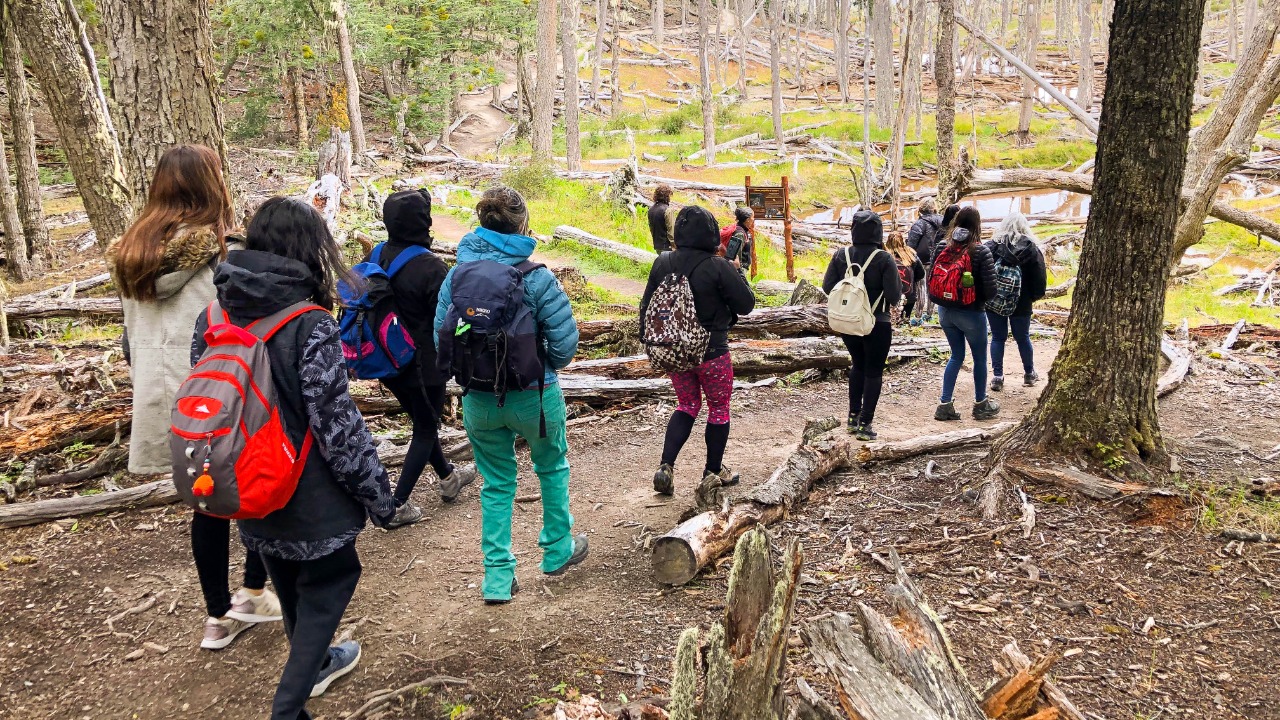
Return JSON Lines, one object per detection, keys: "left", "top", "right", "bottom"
{"left": 747, "top": 186, "right": 788, "bottom": 220}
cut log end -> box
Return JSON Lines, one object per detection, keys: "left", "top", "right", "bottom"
{"left": 652, "top": 536, "right": 699, "bottom": 586}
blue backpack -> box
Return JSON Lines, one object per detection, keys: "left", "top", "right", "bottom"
{"left": 436, "top": 259, "right": 548, "bottom": 435}
{"left": 338, "top": 243, "right": 429, "bottom": 379}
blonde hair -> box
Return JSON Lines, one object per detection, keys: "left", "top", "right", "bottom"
{"left": 885, "top": 231, "right": 917, "bottom": 266}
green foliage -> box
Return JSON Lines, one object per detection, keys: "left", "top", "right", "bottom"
{"left": 229, "top": 92, "right": 273, "bottom": 141}
{"left": 502, "top": 163, "right": 558, "bottom": 200}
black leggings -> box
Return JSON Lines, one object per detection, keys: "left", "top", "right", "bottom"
{"left": 261, "top": 542, "right": 362, "bottom": 720}
{"left": 191, "top": 511, "right": 267, "bottom": 618}
{"left": 841, "top": 321, "right": 893, "bottom": 425}
{"left": 381, "top": 373, "right": 452, "bottom": 505}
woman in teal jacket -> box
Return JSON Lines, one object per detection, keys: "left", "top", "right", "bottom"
{"left": 435, "top": 186, "right": 585, "bottom": 604}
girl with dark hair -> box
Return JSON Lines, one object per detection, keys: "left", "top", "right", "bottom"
{"left": 928, "top": 206, "right": 1000, "bottom": 421}
{"left": 192, "top": 197, "right": 396, "bottom": 718}
{"left": 108, "top": 145, "right": 282, "bottom": 651}
{"left": 724, "top": 205, "right": 755, "bottom": 275}
{"left": 648, "top": 184, "right": 676, "bottom": 252}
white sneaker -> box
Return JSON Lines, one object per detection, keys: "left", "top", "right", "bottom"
{"left": 226, "top": 588, "right": 283, "bottom": 623}
{"left": 200, "top": 615, "right": 254, "bottom": 650}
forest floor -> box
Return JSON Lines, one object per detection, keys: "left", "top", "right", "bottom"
{"left": 3, "top": 329, "right": 1279, "bottom": 720}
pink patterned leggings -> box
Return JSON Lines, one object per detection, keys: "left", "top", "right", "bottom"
{"left": 670, "top": 352, "right": 734, "bottom": 425}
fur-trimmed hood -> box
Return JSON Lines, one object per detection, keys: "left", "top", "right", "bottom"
{"left": 108, "top": 224, "right": 230, "bottom": 300}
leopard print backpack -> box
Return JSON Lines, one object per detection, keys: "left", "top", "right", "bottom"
{"left": 642, "top": 260, "right": 710, "bottom": 373}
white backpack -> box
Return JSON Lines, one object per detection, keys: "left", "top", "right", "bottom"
{"left": 827, "top": 247, "right": 884, "bottom": 336}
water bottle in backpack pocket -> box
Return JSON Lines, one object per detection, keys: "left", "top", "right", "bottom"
{"left": 337, "top": 243, "right": 429, "bottom": 379}
{"left": 170, "top": 302, "right": 325, "bottom": 519}
{"left": 928, "top": 242, "right": 977, "bottom": 305}
{"left": 827, "top": 247, "right": 885, "bottom": 336}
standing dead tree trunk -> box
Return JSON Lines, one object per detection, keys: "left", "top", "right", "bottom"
{"left": 886, "top": 0, "right": 920, "bottom": 206}
{"left": 935, "top": 0, "right": 960, "bottom": 203}
{"left": 333, "top": 0, "right": 367, "bottom": 159}
{"left": 1077, "top": 0, "right": 1094, "bottom": 109}
{"left": 99, "top": 0, "right": 228, "bottom": 200}
{"left": 668, "top": 528, "right": 802, "bottom": 720}
{"left": 531, "top": 0, "right": 559, "bottom": 160}
{"left": 0, "top": 124, "right": 30, "bottom": 280}
{"left": 984, "top": 0, "right": 1207, "bottom": 513}
{"left": 870, "top": 0, "right": 894, "bottom": 128}
{"left": 653, "top": 0, "right": 665, "bottom": 47}
{"left": 288, "top": 63, "right": 311, "bottom": 150}
{"left": 769, "top": 0, "right": 786, "bottom": 155}
{"left": 0, "top": 13, "right": 51, "bottom": 273}
{"left": 1016, "top": 0, "right": 1043, "bottom": 142}
{"left": 836, "top": 0, "right": 851, "bottom": 103}
{"left": 610, "top": 0, "right": 621, "bottom": 116}
{"left": 561, "top": 0, "right": 581, "bottom": 171}
{"left": 9, "top": 0, "right": 133, "bottom": 247}
{"left": 698, "top": 0, "right": 717, "bottom": 164}
{"left": 591, "top": 0, "right": 607, "bottom": 106}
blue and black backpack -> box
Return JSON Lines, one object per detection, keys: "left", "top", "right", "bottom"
{"left": 338, "top": 243, "right": 429, "bottom": 379}
{"left": 436, "top": 259, "right": 548, "bottom": 435}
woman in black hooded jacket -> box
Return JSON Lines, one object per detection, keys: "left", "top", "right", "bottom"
{"left": 821, "top": 210, "right": 902, "bottom": 440}
{"left": 640, "top": 206, "right": 756, "bottom": 497}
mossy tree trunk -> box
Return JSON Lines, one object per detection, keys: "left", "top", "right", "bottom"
{"left": 990, "top": 0, "right": 1207, "bottom": 482}
{"left": 934, "top": 0, "right": 959, "bottom": 203}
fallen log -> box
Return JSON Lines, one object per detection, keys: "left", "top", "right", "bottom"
{"left": 6, "top": 296, "right": 122, "bottom": 323}
{"left": 1005, "top": 461, "right": 1151, "bottom": 502}
{"left": 1158, "top": 336, "right": 1191, "bottom": 398}
{"left": 551, "top": 225, "right": 658, "bottom": 265}
{"left": 1001, "top": 641, "right": 1087, "bottom": 720}
{"left": 754, "top": 280, "right": 798, "bottom": 296}
{"left": 577, "top": 304, "right": 831, "bottom": 343}
{"left": 0, "top": 479, "right": 177, "bottom": 530}
{"left": 34, "top": 446, "right": 128, "bottom": 488}
{"left": 686, "top": 132, "right": 762, "bottom": 160}
{"left": 856, "top": 422, "right": 1017, "bottom": 465}
{"left": 17, "top": 273, "right": 113, "bottom": 301}
{"left": 1041, "top": 278, "right": 1075, "bottom": 299}
{"left": 0, "top": 399, "right": 131, "bottom": 459}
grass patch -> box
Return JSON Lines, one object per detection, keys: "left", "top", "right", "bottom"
{"left": 1198, "top": 483, "right": 1280, "bottom": 536}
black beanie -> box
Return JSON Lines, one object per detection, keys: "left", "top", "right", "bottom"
{"left": 383, "top": 189, "right": 433, "bottom": 247}
{"left": 673, "top": 205, "right": 720, "bottom": 252}
{"left": 851, "top": 209, "right": 883, "bottom": 246}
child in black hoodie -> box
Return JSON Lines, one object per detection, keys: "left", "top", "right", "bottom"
{"left": 193, "top": 198, "right": 395, "bottom": 720}
{"left": 821, "top": 211, "right": 902, "bottom": 440}
{"left": 641, "top": 206, "right": 756, "bottom": 497}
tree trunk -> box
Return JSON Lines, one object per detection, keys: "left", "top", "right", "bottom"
{"left": 99, "top": 0, "right": 227, "bottom": 200}
{"left": 988, "top": 0, "right": 1205, "bottom": 484}
{"left": 591, "top": 0, "right": 607, "bottom": 105}
{"left": 770, "top": 1, "right": 785, "bottom": 154}
{"left": 871, "top": 0, "right": 894, "bottom": 127}
{"left": 935, "top": 0, "right": 959, "bottom": 202}
{"left": 1017, "top": 0, "right": 1042, "bottom": 141}
{"left": 9, "top": 0, "right": 133, "bottom": 247}
{"left": 1077, "top": 0, "right": 1094, "bottom": 110}
{"left": 561, "top": 0, "right": 581, "bottom": 171}
{"left": 698, "top": 0, "right": 716, "bottom": 163}
{"left": 1243, "top": 0, "right": 1256, "bottom": 46}
{"left": 333, "top": 0, "right": 367, "bottom": 159}
{"left": 886, "top": 0, "right": 919, "bottom": 206}
{"left": 836, "top": 0, "right": 851, "bottom": 102}
{"left": 1099, "top": 0, "right": 1114, "bottom": 49}
{"left": 0, "top": 125, "right": 31, "bottom": 281}
{"left": 610, "top": 0, "right": 622, "bottom": 116}
{"left": 289, "top": 63, "right": 311, "bottom": 150}
{"left": 531, "top": 0, "right": 559, "bottom": 160}
{"left": 0, "top": 15, "right": 51, "bottom": 273}
{"left": 1229, "top": 0, "right": 1238, "bottom": 60}
{"left": 653, "top": 0, "right": 665, "bottom": 47}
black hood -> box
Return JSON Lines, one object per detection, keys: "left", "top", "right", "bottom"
{"left": 674, "top": 205, "right": 720, "bottom": 252}
{"left": 383, "top": 189, "right": 433, "bottom": 247}
{"left": 214, "top": 249, "right": 316, "bottom": 320}
{"left": 851, "top": 210, "right": 884, "bottom": 246}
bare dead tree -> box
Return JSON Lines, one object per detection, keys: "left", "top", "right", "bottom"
{"left": 699, "top": 0, "right": 716, "bottom": 163}
{"left": 561, "top": 0, "right": 581, "bottom": 171}
{"left": 1017, "top": 0, "right": 1043, "bottom": 142}
{"left": 531, "top": 0, "right": 559, "bottom": 160}
{"left": 871, "top": 0, "right": 894, "bottom": 127}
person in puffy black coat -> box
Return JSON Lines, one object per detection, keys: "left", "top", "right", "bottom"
{"left": 984, "top": 211, "right": 1047, "bottom": 391}
{"left": 641, "top": 205, "right": 756, "bottom": 497}
{"left": 821, "top": 210, "right": 902, "bottom": 440}
{"left": 376, "top": 190, "right": 477, "bottom": 529}
{"left": 906, "top": 197, "right": 943, "bottom": 266}
{"left": 928, "top": 206, "right": 1000, "bottom": 422}
{"left": 648, "top": 184, "right": 676, "bottom": 253}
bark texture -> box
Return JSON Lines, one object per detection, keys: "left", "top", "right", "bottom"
{"left": 770, "top": 0, "right": 785, "bottom": 154}
{"left": 934, "top": 0, "right": 959, "bottom": 202}
{"left": 836, "top": 0, "right": 851, "bottom": 102}
{"left": 333, "top": 0, "right": 367, "bottom": 158}
{"left": 1017, "top": 0, "right": 1042, "bottom": 140}
{"left": 0, "top": 13, "right": 51, "bottom": 272}
{"left": 871, "top": 0, "right": 894, "bottom": 127}
{"left": 560, "top": 0, "right": 581, "bottom": 171}
{"left": 531, "top": 0, "right": 559, "bottom": 160}
{"left": 991, "top": 0, "right": 1206, "bottom": 472}
{"left": 99, "top": 0, "right": 227, "bottom": 199}
{"left": 0, "top": 124, "right": 29, "bottom": 280}
{"left": 698, "top": 0, "right": 716, "bottom": 163}
{"left": 1077, "top": 0, "right": 1094, "bottom": 109}
{"left": 9, "top": 0, "right": 133, "bottom": 246}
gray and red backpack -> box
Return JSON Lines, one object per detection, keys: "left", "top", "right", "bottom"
{"left": 170, "top": 301, "right": 326, "bottom": 518}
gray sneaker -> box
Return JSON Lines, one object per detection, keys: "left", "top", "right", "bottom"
{"left": 200, "top": 615, "right": 255, "bottom": 650}
{"left": 990, "top": 376, "right": 1005, "bottom": 392}
{"left": 1024, "top": 371, "right": 1041, "bottom": 386}
{"left": 545, "top": 534, "right": 589, "bottom": 576}
{"left": 440, "top": 463, "right": 477, "bottom": 503}
{"left": 935, "top": 401, "right": 961, "bottom": 421}
{"left": 311, "top": 641, "right": 361, "bottom": 698}
{"left": 973, "top": 397, "right": 1001, "bottom": 420}
{"left": 385, "top": 502, "right": 423, "bottom": 529}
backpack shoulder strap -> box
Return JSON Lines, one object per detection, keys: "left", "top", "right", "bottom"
{"left": 206, "top": 301, "right": 230, "bottom": 327}
{"left": 843, "top": 246, "right": 854, "bottom": 277}
{"left": 385, "top": 244, "right": 430, "bottom": 277}
{"left": 245, "top": 302, "right": 329, "bottom": 341}
{"left": 514, "top": 260, "right": 547, "bottom": 276}
{"left": 370, "top": 242, "right": 385, "bottom": 266}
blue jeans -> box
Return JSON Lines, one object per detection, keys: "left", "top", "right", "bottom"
{"left": 937, "top": 306, "right": 989, "bottom": 404}
{"left": 987, "top": 312, "right": 1034, "bottom": 377}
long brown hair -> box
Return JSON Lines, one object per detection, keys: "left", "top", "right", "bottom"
{"left": 114, "top": 145, "right": 234, "bottom": 300}
{"left": 885, "top": 231, "right": 916, "bottom": 266}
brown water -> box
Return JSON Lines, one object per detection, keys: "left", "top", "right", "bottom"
{"left": 803, "top": 188, "right": 1092, "bottom": 226}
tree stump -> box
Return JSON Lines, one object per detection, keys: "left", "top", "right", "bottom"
{"left": 316, "top": 127, "right": 352, "bottom": 186}
{"left": 786, "top": 278, "right": 828, "bottom": 306}
{"left": 668, "top": 526, "right": 803, "bottom": 720}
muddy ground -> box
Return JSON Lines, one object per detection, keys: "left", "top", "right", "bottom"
{"left": 3, "top": 331, "right": 1279, "bottom": 720}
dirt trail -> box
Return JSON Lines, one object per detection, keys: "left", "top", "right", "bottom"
{"left": 448, "top": 82, "right": 516, "bottom": 159}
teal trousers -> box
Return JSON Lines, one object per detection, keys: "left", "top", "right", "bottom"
{"left": 462, "top": 383, "right": 574, "bottom": 601}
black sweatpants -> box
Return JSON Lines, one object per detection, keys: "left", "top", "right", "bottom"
{"left": 840, "top": 321, "right": 893, "bottom": 425}
{"left": 261, "top": 542, "right": 362, "bottom": 720}
{"left": 191, "top": 511, "right": 267, "bottom": 618}
{"left": 380, "top": 373, "right": 451, "bottom": 505}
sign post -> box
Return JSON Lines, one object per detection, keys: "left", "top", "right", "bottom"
{"left": 744, "top": 175, "right": 792, "bottom": 281}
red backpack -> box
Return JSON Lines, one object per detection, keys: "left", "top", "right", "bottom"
{"left": 718, "top": 224, "right": 737, "bottom": 254}
{"left": 170, "top": 301, "right": 326, "bottom": 519}
{"left": 928, "top": 243, "right": 976, "bottom": 305}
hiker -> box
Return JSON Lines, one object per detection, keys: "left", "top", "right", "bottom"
{"left": 984, "top": 212, "right": 1047, "bottom": 391}
{"left": 905, "top": 198, "right": 943, "bottom": 321}
{"left": 108, "top": 145, "right": 282, "bottom": 650}
{"left": 434, "top": 187, "right": 587, "bottom": 605}
{"left": 885, "top": 231, "right": 926, "bottom": 327}
{"left": 367, "top": 190, "right": 477, "bottom": 529}
{"left": 643, "top": 205, "right": 757, "bottom": 494}
{"left": 723, "top": 206, "right": 755, "bottom": 276}
{"left": 928, "top": 206, "right": 1000, "bottom": 421}
{"left": 648, "top": 184, "right": 676, "bottom": 253}
{"left": 821, "top": 210, "right": 902, "bottom": 440}
{"left": 193, "top": 197, "right": 396, "bottom": 718}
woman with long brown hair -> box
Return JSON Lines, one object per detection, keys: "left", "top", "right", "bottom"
{"left": 109, "top": 145, "right": 282, "bottom": 650}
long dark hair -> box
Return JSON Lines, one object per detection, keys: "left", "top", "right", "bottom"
{"left": 952, "top": 207, "right": 982, "bottom": 248}
{"left": 114, "top": 145, "right": 234, "bottom": 299}
{"left": 243, "top": 197, "right": 356, "bottom": 311}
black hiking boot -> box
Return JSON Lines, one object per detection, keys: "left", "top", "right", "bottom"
{"left": 935, "top": 401, "right": 961, "bottom": 421}
{"left": 973, "top": 397, "right": 1001, "bottom": 420}
{"left": 653, "top": 463, "right": 675, "bottom": 496}
{"left": 545, "top": 534, "right": 589, "bottom": 576}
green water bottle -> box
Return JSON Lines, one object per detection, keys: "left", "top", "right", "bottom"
{"left": 961, "top": 271, "right": 975, "bottom": 288}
